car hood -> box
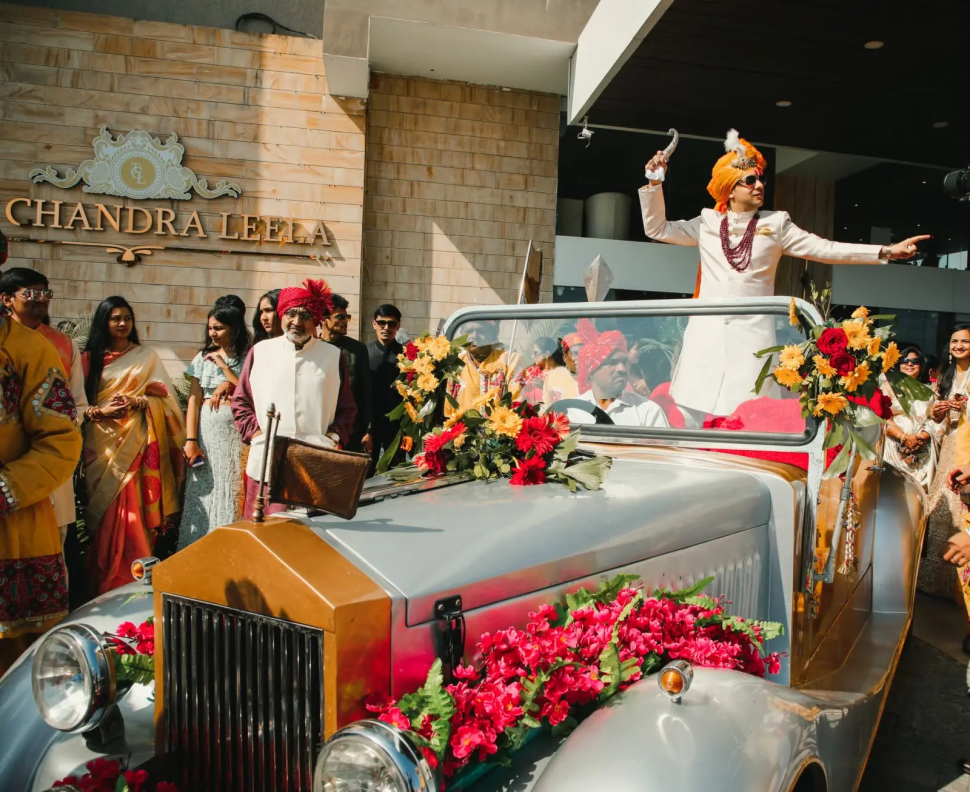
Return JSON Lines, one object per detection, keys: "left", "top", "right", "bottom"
{"left": 307, "top": 455, "right": 773, "bottom": 625}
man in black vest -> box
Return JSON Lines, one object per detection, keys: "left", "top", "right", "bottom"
{"left": 367, "top": 303, "right": 404, "bottom": 471}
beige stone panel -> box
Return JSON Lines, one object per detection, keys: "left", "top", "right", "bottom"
{"left": 0, "top": 81, "right": 153, "bottom": 114}
{"left": 0, "top": 3, "right": 60, "bottom": 26}
{"left": 131, "top": 38, "right": 216, "bottom": 65}
{"left": 59, "top": 10, "right": 135, "bottom": 36}
{"left": 0, "top": 22, "right": 95, "bottom": 51}
{"left": 132, "top": 56, "right": 253, "bottom": 87}
{"left": 253, "top": 69, "right": 327, "bottom": 95}
{"left": 93, "top": 34, "right": 132, "bottom": 55}
{"left": 0, "top": 42, "right": 128, "bottom": 74}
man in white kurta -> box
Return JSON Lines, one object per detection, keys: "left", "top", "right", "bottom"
{"left": 639, "top": 130, "right": 928, "bottom": 423}
{"left": 232, "top": 279, "right": 356, "bottom": 519}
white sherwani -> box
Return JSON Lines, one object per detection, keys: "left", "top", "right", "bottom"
{"left": 639, "top": 185, "right": 884, "bottom": 415}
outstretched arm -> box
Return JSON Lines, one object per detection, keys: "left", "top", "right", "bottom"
{"left": 781, "top": 215, "right": 929, "bottom": 265}
{"left": 638, "top": 151, "right": 701, "bottom": 247}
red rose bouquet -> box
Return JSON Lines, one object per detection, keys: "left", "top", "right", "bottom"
{"left": 754, "top": 288, "right": 933, "bottom": 476}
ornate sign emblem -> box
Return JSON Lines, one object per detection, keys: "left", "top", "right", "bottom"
{"left": 29, "top": 127, "right": 241, "bottom": 201}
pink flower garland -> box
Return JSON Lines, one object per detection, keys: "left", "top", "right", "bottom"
{"left": 368, "top": 578, "right": 782, "bottom": 787}
{"left": 53, "top": 757, "right": 179, "bottom": 792}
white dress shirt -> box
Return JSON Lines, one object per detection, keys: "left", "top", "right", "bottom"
{"left": 639, "top": 184, "right": 884, "bottom": 416}
{"left": 567, "top": 390, "right": 670, "bottom": 428}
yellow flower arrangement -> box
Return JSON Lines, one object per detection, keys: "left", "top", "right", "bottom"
{"left": 426, "top": 335, "right": 453, "bottom": 362}
{"left": 789, "top": 298, "right": 799, "bottom": 327}
{"left": 813, "top": 355, "right": 837, "bottom": 377}
{"left": 779, "top": 345, "right": 805, "bottom": 371}
{"left": 842, "top": 319, "right": 870, "bottom": 350}
{"left": 416, "top": 372, "right": 440, "bottom": 392}
{"left": 813, "top": 392, "right": 849, "bottom": 417}
{"left": 851, "top": 306, "right": 872, "bottom": 324}
{"left": 867, "top": 336, "right": 881, "bottom": 356}
{"left": 488, "top": 405, "right": 523, "bottom": 438}
{"left": 412, "top": 355, "right": 435, "bottom": 377}
{"left": 773, "top": 367, "right": 803, "bottom": 388}
{"left": 839, "top": 361, "right": 870, "bottom": 393}
{"left": 882, "top": 341, "right": 900, "bottom": 373}
{"left": 414, "top": 337, "right": 430, "bottom": 353}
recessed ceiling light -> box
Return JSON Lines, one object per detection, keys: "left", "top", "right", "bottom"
{"left": 775, "top": 100, "right": 792, "bottom": 107}
{"left": 864, "top": 41, "right": 884, "bottom": 49}
{"left": 854, "top": 203, "right": 859, "bottom": 207}
{"left": 923, "top": 181, "right": 927, "bottom": 184}
{"left": 933, "top": 121, "right": 949, "bottom": 128}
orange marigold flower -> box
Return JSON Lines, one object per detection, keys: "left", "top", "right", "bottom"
{"left": 813, "top": 392, "right": 849, "bottom": 417}
{"left": 851, "top": 306, "right": 872, "bottom": 324}
{"left": 779, "top": 345, "right": 805, "bottom": 370}
{"left": 867, "top": 336, "right": 881, "bottom": 356}
{"left": 842, "top": 319, "right": 871, "bottom": 350}
{"left": 789, "top": 297, "right": 799, "bottom": 327}
{"left": 813, "top": 355, "right": 837, "bottom": 377}
{"left": 400, "top": 436, "right": 414, "bottom": 452}
{"left": 882, "top": 341, "right": 900, "bottom": 373}
{"left": 488, "top": 405, "right": 523, "bottom": 438}
{"left": 773, "top": 366, "right": 803, "bottom": 388}
{"left": 840, "top": 360, "right": 871, "bottom": 393}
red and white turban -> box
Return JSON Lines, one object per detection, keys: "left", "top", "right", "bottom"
{"left": 573, "top": 318, "right": 628, "bottom": 392}
{"left": 277, "top": 278, "right": 334, "bottom": 325}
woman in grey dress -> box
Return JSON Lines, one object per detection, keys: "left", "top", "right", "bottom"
{"left": 177, "top": 304, "right": 251, "bottom": 550}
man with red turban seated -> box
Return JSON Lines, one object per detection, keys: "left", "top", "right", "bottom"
{"left": 563, "top": 319, "right": 668, "bottom": 428}
{"left": 639, "top": 129, "right": 929, "bottom": 427}
{"left": 232, "top": 278, "right": 357, "bottom": 518}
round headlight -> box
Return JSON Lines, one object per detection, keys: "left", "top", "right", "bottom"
{"left": 31, "top": 624, "right": 116, "bottom": 732}
{"left": 313, "top": 719, "right": 437, "bottom": 792}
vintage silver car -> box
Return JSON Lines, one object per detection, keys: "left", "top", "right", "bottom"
{"left": 0, "top": 297, "right": 925, "bottom": 792}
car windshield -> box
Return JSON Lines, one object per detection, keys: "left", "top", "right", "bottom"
{"left": 447, "top": 301, "right": 813, "bottom": 442}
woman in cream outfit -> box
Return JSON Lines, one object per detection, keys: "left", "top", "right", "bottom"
{"left": 639, "top": 130, "right": 928, "bottom": 425}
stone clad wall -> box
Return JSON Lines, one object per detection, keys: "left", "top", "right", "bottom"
{"left": 361, "top": 73, "right": 559, "bottom": 335}
{"left": 0, "top": 3, "right": 365, "bottom": 370}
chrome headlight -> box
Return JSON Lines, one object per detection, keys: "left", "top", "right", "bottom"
{"left": 31, "top": 624, "right": 116, "bottom": 732}
{"left": 313, "top": 719, "right": 437, "bottom": 792}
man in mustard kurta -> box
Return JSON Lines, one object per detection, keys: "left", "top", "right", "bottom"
{"left": 0, "top": 314, "right": 81, "bottom": 675}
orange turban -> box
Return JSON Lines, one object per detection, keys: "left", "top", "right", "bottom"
{"left": 573, "top": 318, "right": 628, "bottom": 393}
{"left": 706, "top": 129, "right": 767, "bottom": 213}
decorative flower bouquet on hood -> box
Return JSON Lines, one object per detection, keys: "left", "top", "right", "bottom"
{"left": 754, "top": 287, "right": 934, "bottom": 477}
{"left": 378, "top": 333, "right": 612, "bottom": 491}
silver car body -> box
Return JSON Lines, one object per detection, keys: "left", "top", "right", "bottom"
{"left": 0, "top": 297, "right": 927, "bottom": 792}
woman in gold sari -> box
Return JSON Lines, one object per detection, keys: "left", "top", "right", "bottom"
{"left": 82, "top": 297, "right": 185, "bottom": 594}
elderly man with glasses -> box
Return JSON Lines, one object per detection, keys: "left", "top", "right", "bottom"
{"left": 320, "top": 294, "right": 372, "bottom": 454}
{"left": 232, "top": 279, "right": 356, "bottom": 519}
{"left": 638, "top": 128, "right": 929, "bottom": 427}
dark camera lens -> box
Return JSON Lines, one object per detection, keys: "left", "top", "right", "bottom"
{"left": 943, "top": 168, "right": 970, "bottom": 199}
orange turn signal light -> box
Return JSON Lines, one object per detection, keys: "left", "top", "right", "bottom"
{"left": 131, "top": 556, "right": 159, "bottom": 584}
{"left": 657, "top": 659, "right": 693, "bottom": 702}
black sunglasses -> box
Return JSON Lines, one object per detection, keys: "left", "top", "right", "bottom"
{"left": 374, "top": 319, "right": 399, "bottom": 328}
{"left": 331, "top": 313, "right": 351, "bottom": 321}
{"left": 736, "top": 174, "right": 767, "bottom": 188}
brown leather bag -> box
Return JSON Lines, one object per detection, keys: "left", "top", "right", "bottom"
{"left": 267, "top": 435, "right": 371, "bottom": 520}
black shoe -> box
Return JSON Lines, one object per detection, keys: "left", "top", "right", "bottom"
{"left": 963, "top": 635, "right": 970, "bottom": 656}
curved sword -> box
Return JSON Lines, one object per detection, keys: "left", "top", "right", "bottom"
{"left": 644, "top": 128, "right": 680, "bottom": 182}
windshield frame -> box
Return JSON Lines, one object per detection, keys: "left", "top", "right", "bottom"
{"left": 442, "top": 296, "right": 825, "bottom": 450}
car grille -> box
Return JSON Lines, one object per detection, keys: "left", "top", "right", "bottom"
{"left": 162, "top": 595, "right": 325, "bottom": 792}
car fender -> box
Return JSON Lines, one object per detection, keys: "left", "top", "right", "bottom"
{"left": 0, "top": 583, "right": 155, "bottom": 792}
{"left": 533, "top": 668, "right": 831, "bottom": 792}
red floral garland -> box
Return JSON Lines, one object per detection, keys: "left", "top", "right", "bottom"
{"left": 53, "top": 757, "right": 179, "bottom": 792}
{"left": 367, "top": 576, "right": 782, "bottom": 787}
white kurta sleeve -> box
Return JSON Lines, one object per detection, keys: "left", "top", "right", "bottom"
{"left": 638, "top": 185, "right": 701, "bottom": 247}
{"left": 69, "top": 339, "right": 88, "bottom": 420}
{"left": 779, "top": 213, "right": 883, "bottom": 265}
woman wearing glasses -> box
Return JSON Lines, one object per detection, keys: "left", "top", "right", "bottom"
{"left": 639, "top": 129, "right": 929, "bottom": 427}
{"left": 82, "top": 296, "right": 186, "bottom": 593}
{"left": 919, "top": 325, "right": 970, "bottom": 618}
{"left": 882, "top": 346, "right": 940, "bottom": 488}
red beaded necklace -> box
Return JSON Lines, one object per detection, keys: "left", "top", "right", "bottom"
{"left": 719, "top": 211, "right": 760, "bottom": 272}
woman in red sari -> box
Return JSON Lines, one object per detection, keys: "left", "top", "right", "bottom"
{"left": 82, "top": 297, "right": 185, "bottom": 593}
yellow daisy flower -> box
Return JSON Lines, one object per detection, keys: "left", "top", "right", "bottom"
{"left": 452, "top": 431, "right": 467, "bottom": 449}
{"left": 882, "top": 341, "right": 900, "bottom": 373}
{"left": 789, "top": 297, "right": 799, "bottom": 327}
{"left": 470, "top": 388, "right": 500, "bottom": 411}
{"left": 851, "top": 306, "right": 871, "bottom": 323}
{"left": 488, "top": 405, "right": 523, "bottom": 438}
{"left": 842, "top": 319, "right": 871, "bottom": 350}
{"left": 812, "top": 392, "right": 849, "bottom": 417}
{"left": 813, "top": 355, "right": 837, "bottom": 377}
{"left": 773, "top": 366, "right": 803, "bottom": 388}
{"left": 404, "top": 401, "right": 419, "bottom": 422}
{"left": 416, "top": 372, "right": 439, "bottom": 393}
{"left": 414, "top": 336, "right": 430, "bottom": 353}
{"left": 444, "top": 410, "right": 466, "bottom": 429}
{"left": 410, "top": 389, "right": 424, "bottom": 405}
{"left": 867, "top": 336, "right": 881, "bottom": 356}
{"left": 840, "top": 361, "right": 870, "bottom": 393}
{"left": 779, "top": 345, "right": 805, "bottom": 371}
{"left": 412, "top": 356, "right": 435, "bottom": 376}
{"left": 426, "top": 335, "right": 453, "bottom": 361}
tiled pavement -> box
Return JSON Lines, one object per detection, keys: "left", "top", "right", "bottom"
{"left": 859, "top": 595, "right": 970, "bottom": 792}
